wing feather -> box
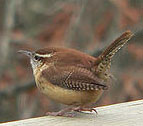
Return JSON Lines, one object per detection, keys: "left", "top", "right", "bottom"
{"left": 41, "top": 66, "right": 108, "bottom": 91}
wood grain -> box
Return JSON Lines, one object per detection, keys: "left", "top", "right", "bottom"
{"left": 1, "top": 100, "right": 143, "bottom": 126}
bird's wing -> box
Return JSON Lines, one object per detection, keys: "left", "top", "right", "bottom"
{"left": 41, "top": 66, "right": 108, "bottom": 91}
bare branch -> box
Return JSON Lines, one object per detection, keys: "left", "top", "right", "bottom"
{"left": 0, "top": 0, "right": 16, "bottom": 63}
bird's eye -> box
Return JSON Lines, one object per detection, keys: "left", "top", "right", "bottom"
{"left": 34, "top": 55, "right": 40, "bottom": 61}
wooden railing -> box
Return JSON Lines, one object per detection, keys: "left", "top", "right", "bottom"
{"left": 1, "top": 100, "right": 143, "bottom": 126}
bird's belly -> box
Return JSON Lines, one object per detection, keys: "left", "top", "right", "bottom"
{"left": 36, "top": 78, "right": 103, "bottom": 105}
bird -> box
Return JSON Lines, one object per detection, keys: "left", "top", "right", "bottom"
{"left": 18, "top": 30, "right": 133, "bottom": 117}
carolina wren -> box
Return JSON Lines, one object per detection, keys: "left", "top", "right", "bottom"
{"left": 19, "top": 31, "right": 133, "bottom": 117}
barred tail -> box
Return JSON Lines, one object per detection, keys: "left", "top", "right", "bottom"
{"left": 96, "top": 30, "right": 133, "bottom": 73}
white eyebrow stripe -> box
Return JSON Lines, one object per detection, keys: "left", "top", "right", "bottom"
{"left": 36, "top": 53, "right": 53, "bottom": 58}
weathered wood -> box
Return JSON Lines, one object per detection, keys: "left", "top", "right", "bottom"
{"left": 1, "top": 100, "right": 143, "bottom": 126}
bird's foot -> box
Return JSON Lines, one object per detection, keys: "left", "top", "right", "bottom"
{"left": 45, "top": 106, "right": 97, "bottom": 117}
{"left": 45, "top": 111, "right": 75, "bottom": 117}
{"left": 73, "top": 107, "right": 98, "bottom": 114}
{"left": 45, "top": 106, "right": 76, "bottom": 117}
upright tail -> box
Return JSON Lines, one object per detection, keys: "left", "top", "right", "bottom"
{"left": 96, "top": 30, "right": 134, "bottom": 74}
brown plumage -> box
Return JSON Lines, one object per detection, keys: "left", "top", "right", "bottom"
{"left": 19, "top": 30, "right": 133, "bottom": 116}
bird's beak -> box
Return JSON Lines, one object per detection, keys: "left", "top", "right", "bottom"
{"left": 18, "top": 50, "right": 32, "bottom": 58}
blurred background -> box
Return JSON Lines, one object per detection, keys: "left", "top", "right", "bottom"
{"left": 0, "top": 0, "right": 143, "bottom": 123}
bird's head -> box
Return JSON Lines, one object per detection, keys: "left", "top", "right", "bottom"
{"left": 18, "top": 48, "right": 56, "bottom": 71}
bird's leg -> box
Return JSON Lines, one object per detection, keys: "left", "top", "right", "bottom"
{"left": 45, "top": 106, "right": 77, "bottom": 117}
{"left": 73, "top": 106, "right": 98, "bottom": 114}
